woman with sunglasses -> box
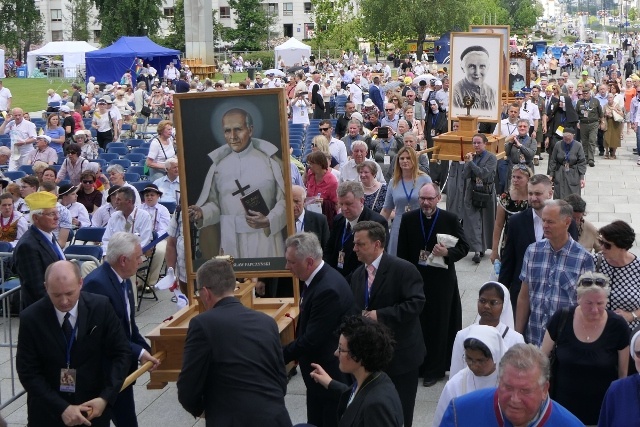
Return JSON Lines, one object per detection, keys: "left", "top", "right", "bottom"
{"left": 309, "top": 315, "right": 403, "bottom": 427}
{"left": 489, "top": 164, "right": 531, "bottom": 266}
{"left": 449, "top": 282, "right": 524, "bottom": 378}
{"left": 596, "top": 221, "right": 640, "bottom": 368}
{"left": 598, "top": 329, "right": 640, "bottom": 427}
{"left": 541, "top": 272, "right": 630, "bottom": 425}
{"left": 76, "top": 171, "right": 102, "bottom": 214}
{"left": 433, "top": 325, "right": 506, "bottom": 427}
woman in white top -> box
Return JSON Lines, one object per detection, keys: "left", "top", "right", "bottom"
{"left": 146, "top": 120, "right": 176, "bottom": 181}
{"left": 113, "top": 90, "right": 134, "bottom": 116}
{"left": 449, "top": 281, "right": 524, "bottom": 377}
{"left": 290, "top": 91, "right": 311, "bottom": 125}
{"left": 433, "top": 325, "right": 506, "bottom": 427}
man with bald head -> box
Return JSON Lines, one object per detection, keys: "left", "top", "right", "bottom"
{"left": 453, "top": 46, "right": 496, "bottom": 110}
{"left": 0, "top": 107, "right": 36, "bottom": 170}
{"left": 17, "top": 260, "right": 130, "bottom": 427}
{"left": 292, "top": 185, "right": 329, "bottom": 247}
{"left": 189, "top": 108, "right": 287, "bottom": 260}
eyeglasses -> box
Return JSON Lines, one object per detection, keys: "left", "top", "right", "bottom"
{"left": 385, "top": 108, "right": 394, "bottom": 111}
{"left": 336, "top": 346, "right": 350, "bottom": 355}
{"left": 419, "top": 196, "right": 438, "bottom": 202}
{"left": 478, "top": 298, "right": 503, "bottom": 307}
{"left": 319, "top": 127, "right": 330, "bottom": 131}
{"left": 311, "top": 143, "right": 317, "bottom": 147}
{"left": 39, "top": 212, "right": 59, "bottom": 218}
{"left": 597, "top": 238, "right": 613, "bottom": 250}
{"left": 579, "top": 278, "right": 608, "bottom": 287}
{"left": 82, "top": 180, "right": 94, "bottom": 184}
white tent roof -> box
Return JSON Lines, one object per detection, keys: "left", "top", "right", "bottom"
{"left": 26, "top": 41, "right": 98, "bottom": 78}
{"left": 274, "top": 38, "right": 311, "bottom": 67}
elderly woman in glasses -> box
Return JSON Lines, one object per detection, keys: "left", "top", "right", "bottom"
{"left": 598, "top": 329, "right": 640, "bottom": 426}
{"left": 490, "top": 164, "right": 531, "bottom": 265}
{"left": 548, "top": 127, "right": 586, "bottom": 200}
{"left": 541, "top": 272, "right": 630, "bottom": 425}
{"left": 595, "top": 221, "right": 640, "bottom": 357}
{"left": 310, "top": 316, "right": 403, "bottom": 427}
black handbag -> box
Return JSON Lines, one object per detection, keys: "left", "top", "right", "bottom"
{"left": 140, "top": 105, "right": 151, "bottom": 117}
{"left": 471, "top": 188, "right": 493, "bottom": 208}
{"left": 549, "top": 307, "right": 570, "bottom": 399}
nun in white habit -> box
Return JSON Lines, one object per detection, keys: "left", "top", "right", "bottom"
{"left": 433, "top": 324, "right": 506, "bottom": 427}
{"left": 449, "top": 281, "right": 524, "bottom": 378}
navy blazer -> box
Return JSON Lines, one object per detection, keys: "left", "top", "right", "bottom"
{"left": 369, "top": 85, "right": 385, "bottom": 112}
{"left": 324, "top": 207, "right": 388, "bottom": 280}
{"left": 83, "top": 262, "right": 150, "bottom": 372}
{"left": 14, "top": 225, "right": 64, "bottom": 308}
{"left": 350, "top": 253, "right": 426, "bottom": 376}
{"left": 302, "top": 209, "right": 330, "bottom": 248}
{"left": 16, "top": 292, "right": 131, "bottom": 427}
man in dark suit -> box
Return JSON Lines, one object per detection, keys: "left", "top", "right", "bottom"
{"left": 369, "top": 76, "right": 385, "bottom": 112}
{"left": 397, "top": 183, "right": 469, "bottom": 388}
{"left": 14, "top": 191, "right": 66, "bottom": 309}
{"left": 283, "top": 232, "right": 356, "bottom": 427}
{"left": 16, "top": 261, "right": 131, "bottom": 427}
{"left": 324, "top": 181, "right": 388, "bottom": 280}
{"left": 178, "top": 259, "right": 292, "bottom": 426}
{"left": 293, "top": 185, "right": 329, "bottom": 246}
{"left": 498, "top": 174, "right": 579, "bottom": 312}
{"left": 542, "top": 85, "right": 559, "bottom": 155}
{"left": 82, "top": 232, "right": 160, "bottom": 427}
{"left": 350, "top": 221, "right": 425, "bottom": 427}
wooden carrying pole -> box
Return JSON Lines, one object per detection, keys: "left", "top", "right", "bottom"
{"left": 121, "top": 351, "right": 167, "bottom": 391}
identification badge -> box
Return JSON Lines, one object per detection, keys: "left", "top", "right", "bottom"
{"left": 519, "top": 154, "right": 526, "bottom": 163}
{"left": 300, "top": 108, "right": 305, "bottom": 116}
{"left": 384, "top": 155, "right": 390, "bottom": 165}
{"left": 563, "top": 162, "right": 570, "bottom": 171}
{"left": 337, "top": 250, "right": 345, "bottom": 269}
{"left": 583, "top": 110, "right": 589, "bottom": 118}
{"left": 418, "top": 249, "right": 430, "bottom": 266}
{"left": 60, "top": 368, "right": 76, "bottom": 392}
{"left": 405, "top": 205, "right": 411, "bottom": 213}
{"left": 430, "top": 129, "right": 436, "bottom": 137}
{"left": 459, "top": 161, "right": 465, "bottom": 165}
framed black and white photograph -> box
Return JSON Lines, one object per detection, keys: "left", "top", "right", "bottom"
{"left": 508, "top": 52, "right": 531, "bottom": 94}
{"left": 449, "top": 32, "right": 504, "bottom": 122}
{"left": 470, "top": 25, "right": 510, "bottom": 90}
{"left": 173, "top": 88, "right": 293, "bottom": 277}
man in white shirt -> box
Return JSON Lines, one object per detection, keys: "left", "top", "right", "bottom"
{"left": 0, "top": 80, "right": 12, "bottom": 114}
{"left": 0, "top": 107, "right": 36, "bottom": 171}
{"left": 349, "top": 76, "right": 364, "bottom": 111}
{"left": 339, "top": 140, "right": 386, "bottom": 183}
{"left": 518, "top": 89, "right": 540, "bottom": 136}
{"left": 153, "top": 157, "right": 180, "bottom": 203}
{"left": 318, "top": 120, "right": 348, "bottom": 167}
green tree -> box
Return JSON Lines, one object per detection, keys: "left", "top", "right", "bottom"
{"left": 66, "top": 0, "right": 92, "bottom": 41}
{"left": 0, "top": 0, "right": 43, "bottom": 61}
{"left": 312, "top": 0, "right": 362, "bottom": 50}
{"left": 90, "top": 0, "right": 163, "bottom": 45}
{"left": 226, "top": 0, "right": 274, "bottom": 50}
{"left": 360, "top": 0, "right": 473, "bottom": 59}
{"left": 500, "top": 0, "right": 543, "bottom": 29}
{"left": 629, "top": 7, "right": 637, "bottom": 21}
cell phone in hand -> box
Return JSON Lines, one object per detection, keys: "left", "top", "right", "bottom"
{"left": 378, "top": 127, "right": 389, "bottom": 138}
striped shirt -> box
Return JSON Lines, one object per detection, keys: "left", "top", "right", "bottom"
{"left": 519, "top": 237, "right": 594, "bottom": 346}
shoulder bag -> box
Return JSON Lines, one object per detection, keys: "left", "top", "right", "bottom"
{"left": 549, "top": 307, "right": 570, "bottom": 399}
{"left": 140, "top": 97, "right": 151, "bottom": 117}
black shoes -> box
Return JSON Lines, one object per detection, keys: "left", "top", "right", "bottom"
{"left": 472, "top": 253, "right": 481, "bottom": 263}
{"left": 423, "top": 376, "right": 444, "bottom": 387}
{"left": 588, "top": 160, "right": 595, "bottom": 167}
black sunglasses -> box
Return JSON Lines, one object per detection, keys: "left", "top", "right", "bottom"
{"left": 319, "top": 127, "right": 330, "bottom": 131}
{"left": 597, "top": 238, "right": 613, "bottom": 250}
{"left": 82, "top": 180, "right": 94, "bottom": 184}
{"left": 579, "top": 278, "right": 607, "bottom": 287}
{"left": 385, "top": 108, "right": 394, "bottom": 111}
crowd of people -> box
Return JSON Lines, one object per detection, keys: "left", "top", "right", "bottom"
{"left": 0, "top": 36, "right": 639, "bottom": 427}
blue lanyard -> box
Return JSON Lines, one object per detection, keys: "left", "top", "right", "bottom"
{"left": 564, "top": 140, "right": 574, "bottom": 163}
{"left": 364, "top": 273, "right": 371, "bottom": 309}
{"left": 63, "top": 321, "right": 79, "bottom": 368}
{"left": 401, "top": 179, "right": 415, "bottom": 207}
{"left": 431, "top": 113, "right": 439, "bottom": 128}
{"left": 341, "top": 222, "right": 353, "bottom": 249}
{"left": 381, "top": 140, "right": 391, "bottom": 154}
{"left": 419, "top": 208, "right": 440, "bottom": 249}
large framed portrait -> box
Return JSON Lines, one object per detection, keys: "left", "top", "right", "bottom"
{"left": 449, "top": 32, "right": 504, "bottom": 122}
{"left": 508, "top": 52, "right": 530, "bottom": 94}
{"left": 173, "top": 88, "right": 293, "bottom": 279}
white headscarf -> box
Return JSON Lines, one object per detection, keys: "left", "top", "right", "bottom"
{"left": 474, "top": 281, "right": 515, "bottom": 329}
{"left": 465, "top": 324, "right": 507, "bottom": 367}
{"left": 631, "top": 329, "right": 640, "bottom": 358}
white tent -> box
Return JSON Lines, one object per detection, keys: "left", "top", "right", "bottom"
{"left": 274, "top": 38, "right": 311, "bottom": 67}
{"left": 26, "top": 41, "right": 98, "bottom": 78}
{"left": 0, "top": 49, "right": 4, "bottom": 79}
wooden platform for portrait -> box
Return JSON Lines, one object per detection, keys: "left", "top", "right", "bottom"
{"left": 145, "top": 279, "right": 299, "bottom": 389}
{"left": 426, "top": 116, "right": 506, "bottom": 161}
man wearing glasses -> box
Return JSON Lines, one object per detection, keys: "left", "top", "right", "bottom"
{"left": 515, "top": 199, "right": 594, "bottom": 347}
{"left": 13, "top": 192, "right": 67, "bottom": 308}
{"left": 318, "top": 119, "right": 348, "bottom": 167}
{"left": 380, "top": 103, "right": 400, "bottom": 132}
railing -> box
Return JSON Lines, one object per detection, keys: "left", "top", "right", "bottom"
{"left": 0, "top": 283, "right": 24, "bottom": 410}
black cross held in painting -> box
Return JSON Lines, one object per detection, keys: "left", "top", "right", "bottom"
{"left": 232, "top": 179, "right": 251, "bottom": 197}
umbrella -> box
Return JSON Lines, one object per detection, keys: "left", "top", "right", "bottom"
{"left": 286, "top": 66, "right": 304, "bottom": 74}
{"left": 413, "top": 74, "right": 435, "bottom": 86}
{"left": 263, "top": 69, "right": 285, "bottom": 77}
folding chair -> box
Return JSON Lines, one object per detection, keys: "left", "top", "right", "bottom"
{"left": 18, "top": 165, "right": 34, "bottom": 175}
{"left": 109, "top": 159, "right": 132, "bottom": 170}
{"left": 64, "top": 245, "right": 103, "bottom": 270}
{"left": 4, "top": 171, "right": 26, "bottom": 181}
{"left": 159, "top": 201, "right": 177, "bottom": 214}
{"left": 129, "top": 181, "right": 148, "bottom": 193}
{"left": 98, "top": 153, "right": 118, "bottom": 162}
{"left": 71, "top": 227, "right": 106, "bottom": 245}
{"left": 125, "top": 153, "right": 146, "bottom": 164}
{"left": 124, "top": 172, "right": 140, "bottom": 183}
{"left": 107, "top": 146, "right": 128, "bottom": 157}
{"left": 128, "top": 166, "right": 147, "bottom": 180}
{"left": 136, "top": 232, "right": 159, "bottom": 310}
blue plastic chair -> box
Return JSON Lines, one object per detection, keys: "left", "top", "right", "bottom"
{"left": 4, "top": 171, "right": 26, "bottom": 181}
{"left": 129, "top": 181, "right": 148, "bottom": 193}
{"left": 71, "top": 227, "right": 106, "bottom": 244}
{"left": 110, "top": 159, "right": 132, "bottom": 169}
{"left": 18, "top": 165, "right": 34, "bottom": 175}
{"left": 127, "top": 166, "right": 147, "bottom": 179}
{"left": 107, "top": 146, "right": 128, "bottom": 156}
{"left": 124, "top": 172, "right": 140, "bottom": 182}
{"left": 159, "top": 201, "right": 177, "bottom": 214}
{"left": 98, "top": 153, "right": 118, "bottom": 162}
{"left": 125, "top": 153, "right": 146, "bottom": 164}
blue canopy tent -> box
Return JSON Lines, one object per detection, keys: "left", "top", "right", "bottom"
{"left": 85, "top": 36, "right": 180, "bottom": 84}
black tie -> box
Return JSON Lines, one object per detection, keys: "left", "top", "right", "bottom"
{"left": 62, "top": 312, "right": 73, "bottom": 343}
{"left": 346, "top": 222, "right": 352, "bottom": 233}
